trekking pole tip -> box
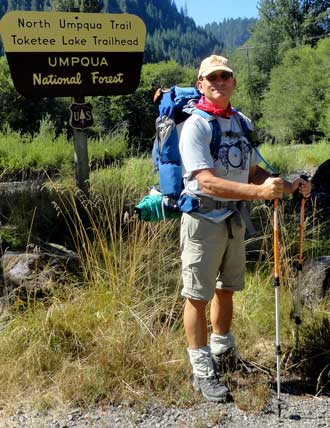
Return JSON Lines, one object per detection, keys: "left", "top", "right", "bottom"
{"left": 278, "top": 402, "right": 282, "bottom": 418}
{"left": 276, "top": 397, "right": 284, "bottom": 419}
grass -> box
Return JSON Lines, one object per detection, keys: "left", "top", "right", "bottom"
{"left": 0, "top": 182, "right": 328, "bottom": 413}
{"left": 0, "top": 121, "right": 128, "bottom": 179}
{"left": 90, "top": 156, "right": 158, "bottom": 202}
{"left": 0, "top": 136, "right": 329, "bottom": 412}
{"left": 0, "top": 181, "right": 191, "bottom": 410}
{"left": 258, "top": 140, "right": 330, "bottom": 174}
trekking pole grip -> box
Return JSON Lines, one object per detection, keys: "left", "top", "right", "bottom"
{"left": 299, "top": 174, "right": 309, "bottom": 200}
{"left": 271, "top": 172, "right": 280, "bottom": 209}
{"left": 293, "top": 174, "right": 309, "bottom": 204}
{"left": 270, "top": 172, "right": 280, "bottom": 208}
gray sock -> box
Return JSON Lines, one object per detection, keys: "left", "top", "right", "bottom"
{"left": 210, "top": 332, "right": 235, "bottom": 355}
{"left": 187, "top": 346, "right": 215, "bottom": 378}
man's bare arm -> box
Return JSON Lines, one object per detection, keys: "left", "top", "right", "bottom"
{"left": 194, "top": 168, "right": 283, "bottom": 200}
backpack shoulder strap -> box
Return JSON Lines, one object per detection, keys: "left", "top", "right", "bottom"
{"left": 233, "top": 110, "right": 250, "bottom": 133}
{"left": 192, "top": 109, "right": 221, "bottom": 161}
{"left": 232, "top": 109, "right": 259, "bottom": 147}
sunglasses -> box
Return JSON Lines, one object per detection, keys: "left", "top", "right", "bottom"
{"left": 204, "top": 71, "right": 233, "bottom": 82}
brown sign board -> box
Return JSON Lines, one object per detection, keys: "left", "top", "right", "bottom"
{"left": 0, "top": 11, "right": 146, "bottom": 97}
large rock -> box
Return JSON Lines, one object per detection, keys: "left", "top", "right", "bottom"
{"left": 0, "top": 242, "right": 79, "bottom": 299}
{"left": 300, "top": 256, "right": 330, "bottom": 307}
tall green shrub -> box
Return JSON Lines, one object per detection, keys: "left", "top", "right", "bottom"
{"left": 259, "top": 39, "right": 330, "bottom": 143}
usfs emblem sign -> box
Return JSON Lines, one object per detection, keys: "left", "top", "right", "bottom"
{"left": 69, "top": 102, "right": 94, "bottom": 130}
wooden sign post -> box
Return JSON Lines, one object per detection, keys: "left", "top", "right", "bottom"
{"left": 69, "top": 97, "right": 91, "bottom": 196}
{"left": 0, "top": 11, "right": 146, "bottom": 196}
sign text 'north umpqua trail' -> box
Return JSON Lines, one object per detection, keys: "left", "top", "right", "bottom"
{"left": 0, "top": 11, "right": 147, "bottom": 97}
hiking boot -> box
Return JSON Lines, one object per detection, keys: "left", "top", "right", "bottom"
{"left": 211, "top": 347, "right": 237, "bottom": 378}
{"left": 211, "top": 348, "right": 257, "bottom": 378}
{"left": 193, "top": 375, "right": 229, "bottom": 402}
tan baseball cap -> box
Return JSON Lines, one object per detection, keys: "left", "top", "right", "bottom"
{"left": 198, "top": 55, "right": 234, "bottom": 78}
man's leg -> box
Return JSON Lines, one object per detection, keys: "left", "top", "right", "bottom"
{"left": 210, "top": 289, "right": 233, "bottom": 335}
{"left": 180, "top": 215, "right": 229, "bottom": 401}
{"left": 210, "top": 288, "right": 257, "bottom": 376}
{"left": 209, "top": 218, "right": 246, "bottom": 376}
{"left": 210, "top": 289, "right": 237, "bottom": 377}
{"left": 184, "top": 298, "right": 208, "bottom": 349}
{"left": 184, "top": 298, "right": 229, "bottom": 402}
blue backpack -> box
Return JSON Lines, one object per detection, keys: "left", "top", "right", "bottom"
{"left": 151, "top": 86, "right": 254, "bottom": 214}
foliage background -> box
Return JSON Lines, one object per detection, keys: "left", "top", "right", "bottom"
{"left": 1, "top": 1, "right": 330, "bottom": 147}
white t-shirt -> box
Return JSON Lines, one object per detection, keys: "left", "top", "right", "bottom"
{"left": 179, "top": 112, "right": 259, "bottom": 202}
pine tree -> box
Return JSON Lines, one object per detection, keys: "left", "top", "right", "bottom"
{"left": 43, "top": 0, "right": 52, "bottom": 10}
{"left": 7, "top": 0, "right": 17, "bottom": 11}
{"left": 20, "top": 0, "right": 32, "bottom": 9}
{"left": 250, "top": 0, "right": 330, "bottom": 75}
{"left": 50, "top": 0, "right": 77, "bottom": 11}
{"left": 50, "top": 0, "right": 102, "bottom": 11}
{"left": 78, "top": 0, "right": 103, "bottom": 12}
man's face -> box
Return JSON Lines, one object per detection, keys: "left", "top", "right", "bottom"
{"left": 197, "top": 70, "right": 236, "bottom": 108}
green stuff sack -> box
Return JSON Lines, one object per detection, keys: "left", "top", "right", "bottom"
{"left": 134, "top": 194, "right": 181, "bottom": 222}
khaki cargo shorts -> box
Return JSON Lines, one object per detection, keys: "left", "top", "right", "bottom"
{"left": 180, "top": 213, "right": 246, "bottom": 301}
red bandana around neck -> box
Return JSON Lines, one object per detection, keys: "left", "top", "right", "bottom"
{"left": 195, "top": 96, "right": 236, "bottom": 117}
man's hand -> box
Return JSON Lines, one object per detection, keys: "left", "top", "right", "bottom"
{"left": 258, "top": 176, "right": 284, "bottom": 200}
{"left": 290, "top": 177, "right": 311, "bottom": 198}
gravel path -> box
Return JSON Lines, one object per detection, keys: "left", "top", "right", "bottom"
{"left": 1, "top": 392, "right": 329, "bottom": 428}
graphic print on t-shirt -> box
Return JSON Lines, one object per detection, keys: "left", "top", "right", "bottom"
{"left": 217, "top": 137, "right": 251, "bottom": 172}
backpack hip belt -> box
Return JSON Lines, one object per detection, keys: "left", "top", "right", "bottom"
{"left": 198, "top": 196, "right": 239, "bottom": 210}
{"left": 197, "top": 197, "right": 256, "bottom": 237}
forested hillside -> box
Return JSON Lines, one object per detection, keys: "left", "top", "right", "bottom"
{"left": 205, "top": 18, "right": 257, "bottom": 53}
{"left": 0, "top": 0, "right": 255, "bottom": 64}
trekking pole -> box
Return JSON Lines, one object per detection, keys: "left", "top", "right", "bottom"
{"left": 253, "top": 148, "right": 283, "bottom": 416}
{"left": 293, "top": 175, "right": 309, "bottom": 356}
{"left": 272, "top": 173, "right": 282, "bottom": 419}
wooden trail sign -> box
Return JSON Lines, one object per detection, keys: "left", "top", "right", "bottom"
{"left": 0, "top": 11, "right": 146, "bottom": 97}
{"left": 0, "top": 10, "right": 146, "bottom": 197}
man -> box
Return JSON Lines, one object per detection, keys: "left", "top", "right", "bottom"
{"left": 179, "top": 54, "right": 311, "bottom": 402}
